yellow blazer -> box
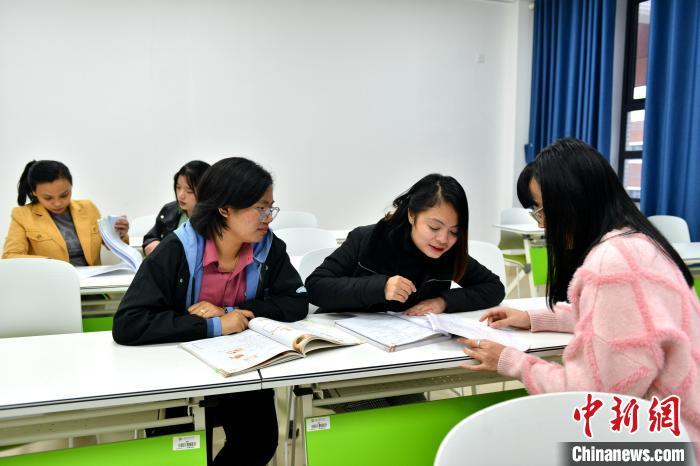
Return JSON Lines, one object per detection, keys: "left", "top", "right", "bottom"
{"left": 2, "top": 200, "right": 124, "bottom": 265}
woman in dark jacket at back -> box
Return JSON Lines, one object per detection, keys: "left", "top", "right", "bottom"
{"left": 143, "top": 160, "right": 210, "bottom": 255}
{"left": 306, "top": 174, "right": 505, "bottom": 315}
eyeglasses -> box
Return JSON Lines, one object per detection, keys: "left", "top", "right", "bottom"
{"left": 529, "top": 206, "right": 544, "bottom": 224}
{"left": 255, "top": 206, "right": 280, "bottom": 222}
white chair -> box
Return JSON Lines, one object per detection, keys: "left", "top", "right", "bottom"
{"left": 0, "top": 259, "right": 82, "bottom": 337}
{"left": 298, "top": 247, "right": 337, "bottom": 283}
{"left": 274, "top": 228, "right": 338, "bottom": 256}
{"left": 435, "top": 392, "right": 692, "bottom": 466}
{"left": 270, "top": 211, "right": 318, "bottom": 230}
{"left": 468, "top": 240, "right": 506, "bottom": 289}
{"left": 129, "top": 214, "right": 158, "bottom": 238}
{"left": 648, "top": 215, "right": 691, "bottom": 243}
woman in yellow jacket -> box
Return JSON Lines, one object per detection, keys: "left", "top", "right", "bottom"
{"left": 2, "top": 160, "right": 129, "bottom": 265}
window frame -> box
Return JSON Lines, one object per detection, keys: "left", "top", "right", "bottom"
{"left": 617, "top": 0, "right": 649, "bottom": 202}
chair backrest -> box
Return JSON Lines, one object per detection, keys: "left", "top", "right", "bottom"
{"left": 498, "top": 208, "right": 537, "bottom": 252}
{"left": 298, "top": 247, "right": 337, "bottom": 283}
{"left": 648, "top": 215, "right": 691, "bottom": 243}
{"left": 468, "top": 240, "right": 506, "bottom": 288}
{"left": 435, "top": 392, "right": 691, "bottom": 466}
{"left": 0, "top": 259, "right": 82, "bottom": 337}
{"left": 100, "top": 245, "right": 122, "bottom": 265}
{"left": 274, "top": 228, "right": 338, "bottom": 256}
{"left": 129, "top": 214, "right": 158, "bottom": 238}
{"left": 270, "top": 211, "right": 318, "bottom": 230}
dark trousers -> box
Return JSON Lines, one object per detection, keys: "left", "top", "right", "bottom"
{"left": 147, "top": 389, "right": 278, "bottom": 466}
{"left": 207, "top": 389, "right": 278, "bottom": 466}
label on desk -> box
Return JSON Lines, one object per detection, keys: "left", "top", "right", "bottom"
{"left": 173, "top": 434, "right": 201, "bottom": 450}
{"left": 307, "top": 416, "right": 331, "bottom": 432}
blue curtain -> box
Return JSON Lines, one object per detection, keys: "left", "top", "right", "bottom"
{"left": 641, "top": 0, "right": 700, "bottom": 241}
{"left": 525, "top": 0, "right": 616, "bottom": 162}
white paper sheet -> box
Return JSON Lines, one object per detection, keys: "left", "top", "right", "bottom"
{"left": 427, "top": 313, "right": 530, "bottom": 351}
{"left": 98, "top": 215, "right": 143, "bottom": 271}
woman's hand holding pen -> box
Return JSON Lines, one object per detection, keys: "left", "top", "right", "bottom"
{"left": 384, "top": 275, "right": 416, "bottom": 302}
{"left": 479, "top": 306, "right": 531, "bottom": 330}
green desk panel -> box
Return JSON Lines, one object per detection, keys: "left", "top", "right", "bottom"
{"left": 306, "top": 389, "right": 527, "bottom": 466}
{"left": 82, "top": 316, "right": 114, "bottom": 332}
{"left": 0, "top": 431, "right": 206, "bottom": 466}
{"left": 530, "top": 246, "right": 548, "bottom": 286}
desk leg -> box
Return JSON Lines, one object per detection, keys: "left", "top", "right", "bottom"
{"left": 299, "top": 392, "right": 312, "bottom": 466}
{"left": 191, "top": 397, "right": 206, "bottom": 431}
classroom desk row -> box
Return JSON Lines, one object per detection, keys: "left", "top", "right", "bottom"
{"left": 492, "top": 223, "right": 700, "bottom": 295}
{"left": 0, "top": 297, "right": 570, "bottom": 465}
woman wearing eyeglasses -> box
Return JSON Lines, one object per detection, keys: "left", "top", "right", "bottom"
{"left": 460, "top": 139, "right": 699, "bottom": 451}
{"left": 113, "top": 157, "right": 308, "bottom": 466}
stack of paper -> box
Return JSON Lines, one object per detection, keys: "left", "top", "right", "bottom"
{"left": 98, "top": 215, "right": 143, "bottom": 272}
{"left": 426, "top": 313, "right": 530, "bottom": 352}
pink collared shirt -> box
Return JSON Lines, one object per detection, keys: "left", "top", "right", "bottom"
{"left": 199, "top": 239, "right": 254, "bottom": 307}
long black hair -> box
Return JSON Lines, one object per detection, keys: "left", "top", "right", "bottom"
{"left": 173, "top": 160, "right": 211, "bottom": 198}
{"left": 190, "top": 157, "right": 272, "bottom": 239}
{"left": 17, "top": 160, "right": 73, "bottom": 205}
{"left": 517, "top": 138, "right": 693, "bottom": 308}
{"left": 385, "top": 174, "right": 470, "bottom": 281}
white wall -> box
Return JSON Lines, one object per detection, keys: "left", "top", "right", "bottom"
{"left": 0, "top": 0, "right": 532, "bottom": 243}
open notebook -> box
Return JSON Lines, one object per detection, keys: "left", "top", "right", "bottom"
{"left": 334, "top": 312, "right": 530, "bottom": 352}
{"left": 180, "top": 317, "right": 361, "bottom": 376}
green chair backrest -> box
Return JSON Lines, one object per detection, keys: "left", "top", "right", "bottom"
{"left": 82, "top": 316, "right": 114, "bottom": 332}
{"left": 694, "top": 276, "right": 700, "bottom": 297}
{"left": 0, "top": 431, "right": 206, "bottom": 466}
{"left": 305, "top": 389, "right": 527, "bottom": 466}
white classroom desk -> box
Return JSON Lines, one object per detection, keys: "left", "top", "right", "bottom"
{"left": 673, "top": 242, "right": 700, "bottom": 266}
{"left": 0, "top": 298, "right": 570, "bottom": 463}
{"left": 79, "top": 269, "right": 135, "bottom": 316}
{"left": 259, "top": 297, "right": 571, "bottom": 460}
{"left": 0, "top": 331, "right": 260, "bottom": 446}
{"left": 80, "top": 269, "right": 135, "bottom": 296}
{"left": 260, "top": 297, "right": 567, "bottom": 391}
{"left": 492, "top": 223, "right": 545, "bottom": 296}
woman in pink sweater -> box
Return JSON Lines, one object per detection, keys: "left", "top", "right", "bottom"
{"left": 461, "top": 138, "right": 699, "bottom": 449}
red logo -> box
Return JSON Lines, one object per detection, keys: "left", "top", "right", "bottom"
{"left": 573, "top": 394, "right": 603, "bottom": 438}
{"left": 610, "top": 396, "right": 639, "bottom": 433}
{"left": 572, "top": 394, "right": 681, "bottom": 438}
{"left": 648, "top": 395, "right": 681, "bottom": 437}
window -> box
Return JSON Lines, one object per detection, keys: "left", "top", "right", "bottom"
{"left": 618, "top": 0, "right": 650, "bottom": 201}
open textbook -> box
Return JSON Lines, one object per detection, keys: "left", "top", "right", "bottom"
{"left": 334, "top": 312, "right": 530, "bottom": 352}
{"left": 180, "top": 317, "right": 361, "bottom": 376}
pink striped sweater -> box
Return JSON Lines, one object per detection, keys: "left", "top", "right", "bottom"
{"left": 497, "top": 230, "right": 700, "bottom": 452}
